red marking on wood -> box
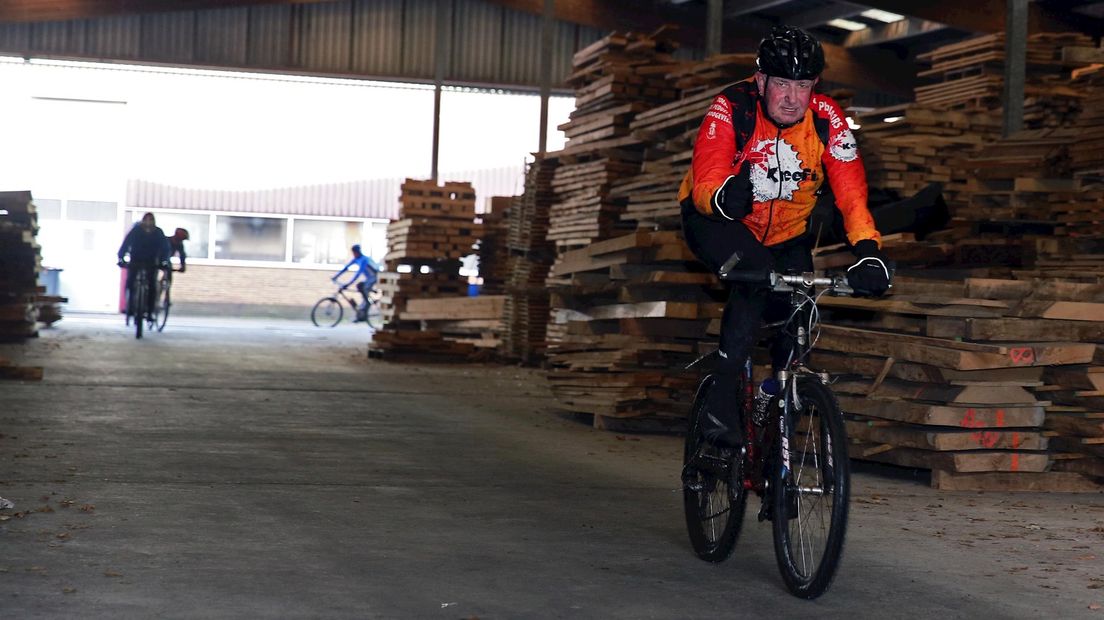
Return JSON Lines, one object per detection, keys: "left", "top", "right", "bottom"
{"left": 1009, "top": 347, "right": 1035, "bottom": 365}
{"left": 996, "top": 409, "right": 1005, "bottom": 428}
{"left": 1011, "top": 450, "right": 1020, "bottom": 472}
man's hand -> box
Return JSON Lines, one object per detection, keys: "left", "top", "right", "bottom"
{"left": 709, "top": 166, "right": 752, "bottom": 221}
{"left": 117, "top": 259, "right": 126, "bottom": 268}
{"left": 847, "top": 239, "right": 891, "bottom": 297}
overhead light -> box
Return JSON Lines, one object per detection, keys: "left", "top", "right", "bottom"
{"left": 860, "top": 9, "right": 905, "bottom": 23}
{"left": 883, "top": 116, "right": 903, "bottom": 123}
{"left": 827, "top": 18, "right": 867, "bottom": 31}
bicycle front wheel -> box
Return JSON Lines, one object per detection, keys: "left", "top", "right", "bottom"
{"left": 311, "top": 297, "right": 343, "bottom": 327}
{"left": 771, "top": 376, "right": 850, "bottom": 599}
{"left": 683, "top": 375, "right": 747, "bottom": 562}
{"left": 133, "top": 275, "right": 146, "bottom": 340}
{"left": 157, "top": 276, "right": 171, "bottom": 332}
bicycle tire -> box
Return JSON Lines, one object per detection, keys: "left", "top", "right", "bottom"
{"left": 133, "top": 271, "right": 146, "bottom": 340}
{"left": 683, "top": 375, "right": 747, "bottom": 562}
{"left": 311, "top": 297, "right": 343, "bottom": 327}
{"left": 771, "top": 376, "right": 850, "bottom": 599}
{"left": 365, "top": 302, "right": 384, "bottom": 329}
{"left": 157, "top": 275, "right": 171, "bottom": 332}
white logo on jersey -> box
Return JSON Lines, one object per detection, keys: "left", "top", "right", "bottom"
{"left": 830, "top": 128, "right": 858, "bottom": 162}
{"left": 707, "top": 121, "right": 717, "bottom": 140}
{"left": 746, "top": 138, "right": 812, "bottom": 202}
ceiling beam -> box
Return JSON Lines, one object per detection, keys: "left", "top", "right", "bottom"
{"left": 786, "top": 1, "right": 865, "bottom": 30}
{"left": 844, "top": 17, "right": 948, "bottom": 48}
{"left": 724, "top": 0, "right": 794, "bottom": 20}
{"left": 851, "top": 0, "right": 1101, "bottom": 35}
{"left": 0, "top": 0, "right": 335, "bottom": 24}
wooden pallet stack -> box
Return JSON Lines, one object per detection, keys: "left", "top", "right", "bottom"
{"left": 545, "top": 230, "right": 722, "bottom": 430}
{"left": 477, "top": 197, "right": 511, "bottom": 295}
{"left": 372, "top": 180, "right": 478, "bottom": 360}
{"left": 501, "top": 156, "right": 558, "bottom": 364}
{"left": 0, "top": 192, "right": 48, "bottom": 342}
{"left": 547, "top": 28, "right": 682, "bottom": 250}
{"left": 372, "top": 295, "right": 505, "bottom": 362}
{"left": 1070, "top": 65, "right": 1104, "bottom": 177}
{"left": 811, "top": 274, "right": 1104, "bottom": 491}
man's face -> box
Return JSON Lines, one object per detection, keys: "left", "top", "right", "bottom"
{"left": 756, "top": 72, "right": 817, "bottom": 126}
{"left": 141, "top": 214, "right": 155, "bottom": 231}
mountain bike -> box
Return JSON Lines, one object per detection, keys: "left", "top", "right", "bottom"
{"left": 121, "top": 261, "right": 161, "bottom": 339}
{"left": 682, "top": 252, "right": 860, "bottom": 599}
{"left": 155, "top": 267, "right": 180, "bottom": 332}
{"left": 311, "top": 284, "right": 383, "bottom": 329}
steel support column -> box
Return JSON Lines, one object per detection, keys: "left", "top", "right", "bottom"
{"left": 1002, "top": 0, "right": 1028, "bottom": 138}
{"left": 706, "top": 0, "right": 722, "bottom": 57}
{"left": 430, "top": 0, "right": 452, "bottom": 182}
{"left": 538, "top": 0, "right": 554, "bottom": 155}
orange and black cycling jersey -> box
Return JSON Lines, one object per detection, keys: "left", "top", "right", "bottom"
{"left": 677, "top": 77, "right": 880, "bottom": 248}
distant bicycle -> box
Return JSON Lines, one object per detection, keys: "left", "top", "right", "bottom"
{"left": 119, "top": 260, "right": 162, "bottom": 339}
{"left": 155, "top": 267, "right": 181, "bottom": 333}
{"left": 311, "top": 284, "right": 383, "bottom": 329}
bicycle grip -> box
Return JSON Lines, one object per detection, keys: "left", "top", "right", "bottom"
{"left": 719, "top": 269, "right": 772, "bottom": 284}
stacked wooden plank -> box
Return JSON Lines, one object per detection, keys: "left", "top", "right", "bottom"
{"left": 0, "top": 192, "right": 46, "bottom": 341}
{"left": 501, "top": 157, "right": 558, "bottom": 364}
{"left": 372, "top": 180, "right": 478, "bottom": 360}
{"left": 547, "top": 29, "right": 682, "bottom": 250}
{"left": 477, "top": 197, "right": 511, "bottom": 295}
{"left": 1069, "top": 65, "right": 1104, "bottom": 177}
{"left": 545, "top": 230, "right": 722, "bottom": 430}
{"left": 399, "top": 295, "right": 504, "bottom": 349}
{"left": 855, "top": 106, "right": 1001, "bottom": 212}
{"left": 814, "top": 274, "right": 1104, "bottom": 491}
{"left": 914, "top": 32, "right": 1093, "bottom": 111}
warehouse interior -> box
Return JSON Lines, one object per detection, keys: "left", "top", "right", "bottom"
{"left": 2, "top": 0, "right": 1104, "bottom": 616}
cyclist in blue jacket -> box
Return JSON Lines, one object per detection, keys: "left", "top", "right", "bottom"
{"left": 331, "top": 244, "right": 380, "bottom": 322}
{"left": 117, "top": 212, "right": 169, "bottom": 319}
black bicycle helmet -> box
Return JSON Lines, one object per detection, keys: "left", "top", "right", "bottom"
{"left": 757, "top": 26, "right": 824, "bottom": 80}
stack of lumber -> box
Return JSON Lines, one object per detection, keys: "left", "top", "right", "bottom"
{"left": 376, "top": 179, "right": 477, "bottom": 325}
{"left": 0, "top": 192, "right": 52, "bottom": 341}
{"left": 855, "top": 106, "right": 1001, "bottom": 211}
{"left": 373, "top": 295, "right": 505, "bottom": 362}
{"left": 372, "top": 180, "right": 479, "bottom": 361}
{"left": 662, "top": 53, "right": 756, "bottom": 98}
{"left": 545, "top": 230, "right": 721, "bottom": 430}
{"left": 813, "top": 274, "right": 1104, "bottom": 491}
{"left": 501, "top": 156, "right": 559, "bottom": 364}
{"left": 548, "top": 28, "right": 682, "bottom": 250}
{"left": 913, "top": 32, "right": 1093, "bottom": 111}
{"left": 1069, "top": 65, "right": 1104, "bottom": 177}
{"left": 477, "top": 197, "right": 511, "bottom": 295}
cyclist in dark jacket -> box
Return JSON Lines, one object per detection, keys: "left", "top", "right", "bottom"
{"left": 165, "top": 227, "right": 189, "bottom": 283}
{"left": 117, "top": 212, "right": 169, "bottom": 318}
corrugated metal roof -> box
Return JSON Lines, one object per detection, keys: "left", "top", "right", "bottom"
{"left": 127, "top": 165, "right": 527, "bottom": 220}
{"left": 0, "top": 0, "right": 595, "bottom": 92}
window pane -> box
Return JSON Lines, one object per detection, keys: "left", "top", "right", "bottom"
{"left": 215, "top": 215, "right": 286, "bottom": 261}
{"left": 67, "top": 200, "right": 117, "bottom": 222}
{"left": 292, "top": 219, "right": 361, "bottom": 265}
{"left": 149, "top": 212, "right": 211, "bottom": 259}
{"left": 35, "top": 198, "right": 62, "bottom": 220}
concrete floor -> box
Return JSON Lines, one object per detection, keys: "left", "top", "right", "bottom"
{"left": 1, "top": 313, "right": 1103, "bottom": 618}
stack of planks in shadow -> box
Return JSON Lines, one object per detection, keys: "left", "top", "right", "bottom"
{"left": 477, "top": 197, "right": 511, "bottom": 296}
{"left": 501, "top": 156, "right": 558, "bottom": 364}
{"left": 547, "top": 28, "right": 682, "bottom": 250}
{"left": 816, "top": 272, "right": 1104, "bottom": 492}
{"left": 544, "top": 230, "right": 723, "bottom": 430}
{"left": 372, "top": 180, "right": 480, "bottom": 361}
{"left": 0, "top": 192, "right": 64, "bottom": 344}
{"left": 380, "top": 295, "right": 505, "bottom": 362}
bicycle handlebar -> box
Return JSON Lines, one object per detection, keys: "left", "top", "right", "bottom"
{"left": 718, "top": 251, "right": 855, "bottom": 296}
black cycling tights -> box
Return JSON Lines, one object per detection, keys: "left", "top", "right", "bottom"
{"left": 682, "top": 202, "right": 813, "bottom": 416}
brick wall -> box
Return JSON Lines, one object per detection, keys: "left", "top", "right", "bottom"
{"left": 170, "top": 264, "right": 347, "bottom": 318}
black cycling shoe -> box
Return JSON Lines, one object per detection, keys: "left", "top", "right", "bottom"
{"left": 701, "top": 408, "right": 743, "bottom": 449}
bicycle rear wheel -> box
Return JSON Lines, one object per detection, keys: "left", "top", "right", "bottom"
{"left": 311, "top": 297, "right": 342, "bottom": 327}
{"left": 365, "top": 302, "right": 384, "bottom": 329}
{"left": 683, "top": 375, "right": 747, "bottom": 562}
{"left": 157, "top": 274, "right": 171, "bottom": 332}
{"left": 771, "top": 376, "right": 850, "bottom": 599}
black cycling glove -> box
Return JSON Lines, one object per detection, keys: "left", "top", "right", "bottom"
{"left": 847, "top": 239, "right": 891, "bottom": 297}
{"left": 709, "top": 165, "right": 752, "bottom": 221}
